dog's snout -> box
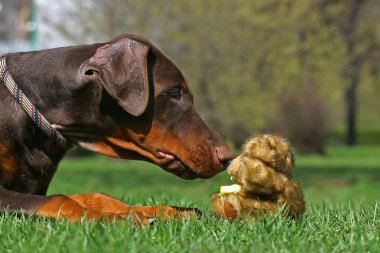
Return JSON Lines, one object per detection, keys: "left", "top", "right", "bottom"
{"left": 215, "top": 146, "right": 234, "bottom": 168}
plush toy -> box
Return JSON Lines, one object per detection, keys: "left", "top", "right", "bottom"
{"left": 211, "top": 134, "right": 306, "bottom": 220}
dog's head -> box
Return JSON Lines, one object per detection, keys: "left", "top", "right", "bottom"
{"left": 57, "top": 34, "right": 233, "bottom": 179}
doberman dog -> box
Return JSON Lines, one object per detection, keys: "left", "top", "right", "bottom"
{"left": 0, "top": 33, "right": 233, "bottom": 225}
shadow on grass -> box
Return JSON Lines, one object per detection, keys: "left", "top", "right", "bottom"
{"left": 295, "top": 166, "right": 380, "bottom": 186}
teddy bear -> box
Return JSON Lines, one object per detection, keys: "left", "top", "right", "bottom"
{"left": 211, "top": 134, "right": 306, "bottom": 220}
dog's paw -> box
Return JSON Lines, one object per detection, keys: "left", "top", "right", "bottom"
{"left": 162, "top": 206, "right": 202, "bottom": 221}
{"left": 100, "top": 211, "right": 155, "bottom": 227}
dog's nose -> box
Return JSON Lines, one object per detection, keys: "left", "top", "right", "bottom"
{"left": 215, "top": 146, "right": 234, "bottom": 168}
{"left": 223, "top": 159, "right": 233, "bottom": 167}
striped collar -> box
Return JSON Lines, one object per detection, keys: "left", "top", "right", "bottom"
{"left": 0, "top": 54, "right": 70, "bottom": 148}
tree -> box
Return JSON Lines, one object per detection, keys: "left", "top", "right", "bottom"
{"left": 318, "top": 0, "right": 380, "bottom": 145}
{"left": 39, "top": 0, "right": 380, "bottom": 151}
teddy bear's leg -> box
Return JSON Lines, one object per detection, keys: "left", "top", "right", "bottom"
{"left": 212, "top": 190, "right": 306, "bottom": 220}
{"left": 242, "top": 161, "right": 306, "bottom": 216}
{"left": 276, "top": 181, "right": 306, "bottom": 217}
{"left": 231, "top": 159, "right": 306, "bottom": 217}
{"left": 211, "top": 193, "right": 290, "bottom": 220}
{"left": 211, "top": 194, "right": 240, "bottom": 220}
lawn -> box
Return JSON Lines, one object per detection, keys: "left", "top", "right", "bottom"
{"left": 0, "top": 146, "right": 379, "bottom": 252}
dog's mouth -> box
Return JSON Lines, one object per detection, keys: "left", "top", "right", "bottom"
{"left": 156, "top": 151, "right": 198, "bottom": 179}
{"left": 55, "top": 125, "right": 201, "bottom": 179}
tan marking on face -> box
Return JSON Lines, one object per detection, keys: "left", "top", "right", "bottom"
{"left": 181, "top": 80, "right": 191, "bottom": 93}
{"left": 78, "top": 136, "right": 158, "bottom": 162}
{"left": 118, "top": 122, "right": 221, "bottom": 178}
{"left": 77, "top": 117, "right": 222, "bottom": 178}
{"left": 77, "top": 141, "right": 122, "bottom": 158}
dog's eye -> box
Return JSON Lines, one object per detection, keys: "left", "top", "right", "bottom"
{"left": 165, "top": 87, "right": 181, "bottom": 99}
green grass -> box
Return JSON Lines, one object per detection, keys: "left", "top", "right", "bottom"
{"left": 1, "top": 146, "right": 380, "bottom": 252}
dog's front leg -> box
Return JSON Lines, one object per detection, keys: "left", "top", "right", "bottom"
{"left": 67, "top": 192, "right": 201, "bottom": 221}
{"left": 0, "top": 187, "right": 153, "bottom": 226}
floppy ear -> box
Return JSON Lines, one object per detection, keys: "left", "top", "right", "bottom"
{"left": 83, "top": 38, "right": 150, "bottom": 116}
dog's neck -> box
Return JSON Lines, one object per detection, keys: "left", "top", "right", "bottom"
{"left": 0, "top": 47, "right": 102, "bottom": 195}
{"left": 0, "top": 107, "right": 68, "bottom": 195}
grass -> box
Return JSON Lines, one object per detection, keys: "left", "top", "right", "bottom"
{"left": 1, "top": 146, "right": 380, "bottom": 252}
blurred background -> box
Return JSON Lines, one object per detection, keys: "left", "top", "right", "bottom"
{"left": 1, "top": 0, "right": 379, "bottom": 153}
{"left": 0, "top": 0, "right": 379, "bottom": 206}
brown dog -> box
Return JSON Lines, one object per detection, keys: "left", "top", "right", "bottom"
{"left": 212, "top": 134, "right": 305, "bottom": 220}
{"left": 0, "top": 33, "right": 233, "bottom": 225}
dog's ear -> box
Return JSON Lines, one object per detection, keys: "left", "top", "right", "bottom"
{"left": 83, "top": 38, "right": 150, "bottom": 116}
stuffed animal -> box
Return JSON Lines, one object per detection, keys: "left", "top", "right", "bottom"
{"left": 211, "top": 134, "right": 306, "bottom": 220}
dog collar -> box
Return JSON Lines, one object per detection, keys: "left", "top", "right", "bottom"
{"left": 0, "top": 54, "right": 70, "bottom": 148}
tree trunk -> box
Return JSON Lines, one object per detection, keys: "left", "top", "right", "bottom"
{"left": 345, "top": 63, "right": 360, "bottom": 145}
{"left": 341, "top": 0, "right": 363, "bottom": 146}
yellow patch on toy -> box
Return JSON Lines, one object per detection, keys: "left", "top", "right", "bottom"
{"left": 220, "top": 184, "right": 241, "bottom": 194}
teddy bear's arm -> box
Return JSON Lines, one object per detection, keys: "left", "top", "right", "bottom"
{"left": 240, "top": 158, "right": 289, "bottom": 195}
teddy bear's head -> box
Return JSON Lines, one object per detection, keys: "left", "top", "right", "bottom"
{"left": 227, "top": 134, "right": 294, "bottom": 188}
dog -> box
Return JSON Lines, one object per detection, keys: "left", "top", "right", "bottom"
{"left": 0, "top": 33, "right": 233, "bottom": 225}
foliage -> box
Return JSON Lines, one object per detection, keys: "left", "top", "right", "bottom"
{"left": 39, "top": 0, "right": 380, "bottom": 151}
{"left": 273, "top": 85, "right": 330, "bottom": 153}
